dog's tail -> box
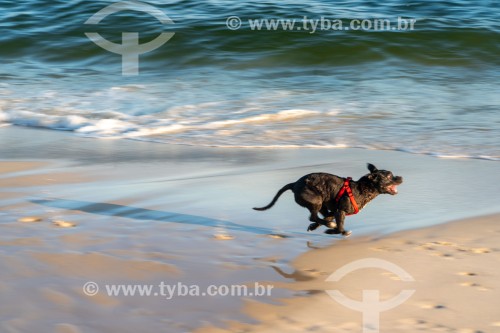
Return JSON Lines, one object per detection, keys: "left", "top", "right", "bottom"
{"left": 253, "top": 183, "right": 294, "bottom": 211}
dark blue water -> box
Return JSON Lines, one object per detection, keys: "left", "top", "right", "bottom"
{"left": 0, "top": 0, "right": 499, "bottom": 159}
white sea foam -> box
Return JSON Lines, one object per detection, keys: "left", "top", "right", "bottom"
{"left": 0, "top": 87, "right": 498, "bottom": 162}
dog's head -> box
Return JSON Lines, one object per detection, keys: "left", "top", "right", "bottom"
{"left": 365, "top": 163, "right": 403, "bottom": 195}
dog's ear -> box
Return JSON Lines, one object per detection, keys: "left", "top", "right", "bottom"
{"left": 367, "top": 163, "right": 378, "bottom": 173}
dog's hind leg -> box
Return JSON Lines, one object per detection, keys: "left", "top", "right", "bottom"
{"left": 320, "top": 206, "right": 334, "bottom": 221}
{"left": 307, "top": 222, "right": 320, "bottom": 232}
{"left": 320, "top": 206, "right": 336, "bottom": 229}
{"left": 307, "top": 205, "right": 330, "bottom": 232}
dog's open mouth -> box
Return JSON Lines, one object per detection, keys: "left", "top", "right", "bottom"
{"left": 386, "top": 184, "right": 399, "bottom": 195}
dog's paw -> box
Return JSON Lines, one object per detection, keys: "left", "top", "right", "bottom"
{"left": 326, "top": 221, "right": 337, "bottom": 229}
{"left": 307, "top": 223, "right": 320, "bottom": 232}
{"left": 324, "top": 228, "right": 341, "bottom": 235}
{"left": 324, "top": 228, "right": 352, "bottom": 237}
{"left": 342, "top": 230, "right": 352, "bottom": 238}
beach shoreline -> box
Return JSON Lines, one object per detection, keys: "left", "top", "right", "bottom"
{"left": 1, "top": 126, "right": 499, "bottom": 232}
{"left": 2, "top": 0, "right": 499, "bottom": 331}
{"left": 1, "top": 126, "right": 499, "bottom": 332}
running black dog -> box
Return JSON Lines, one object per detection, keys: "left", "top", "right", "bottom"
{"left": 253, "top": 163, "right": 403, "bottom": 236}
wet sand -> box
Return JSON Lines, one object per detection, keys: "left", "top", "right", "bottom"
{"left": 197, "top": 213, "right": 500, "bottom": 333}
{"left": 1, "top": 126, "right": 499, "bottom": 332}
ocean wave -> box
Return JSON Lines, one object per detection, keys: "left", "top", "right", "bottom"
{"left": 1, "top": 0, "right": 499, "bottom": 163}
{"left": 0, "top": 108, "right": 320, "bottom": 137}
{"left": 1, "top": 107, "right": 498, "bottom": 162}
{"left": 0, "top": 0, "right": 499, "bottom": 69}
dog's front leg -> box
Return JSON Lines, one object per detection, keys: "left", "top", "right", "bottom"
{"left": 335, "top": 211, "right": 345, "bottom": 233}
{"left": 325, "top": 211, "right": 351, "bottom": 236}
{"left": 307, "top": 208, "right": 331, "bottom": 232}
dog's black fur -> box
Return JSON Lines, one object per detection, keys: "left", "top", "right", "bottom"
{"left": 253, "top": 163, "right": 403, "bottom": 236}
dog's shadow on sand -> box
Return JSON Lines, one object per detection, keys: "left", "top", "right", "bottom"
{"left": 31, "top": 198, "right": 278, "bottom": 236}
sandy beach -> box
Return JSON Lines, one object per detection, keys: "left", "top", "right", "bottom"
{"left": 2, "top": 0, "right": 499, "bottom": 331}
{"left": 1, "top": 127, "right": 499, "bottom": 333}
{"left": 197, "top": 213, "right": 500, "bottom": 333}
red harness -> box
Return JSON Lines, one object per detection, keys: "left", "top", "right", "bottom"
{"left": 334, "top": 177, "right": 359, "bottom": 215}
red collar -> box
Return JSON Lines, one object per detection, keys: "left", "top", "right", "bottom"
{"left": 334, "top": 177, "right": 359, "bottom": 215}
